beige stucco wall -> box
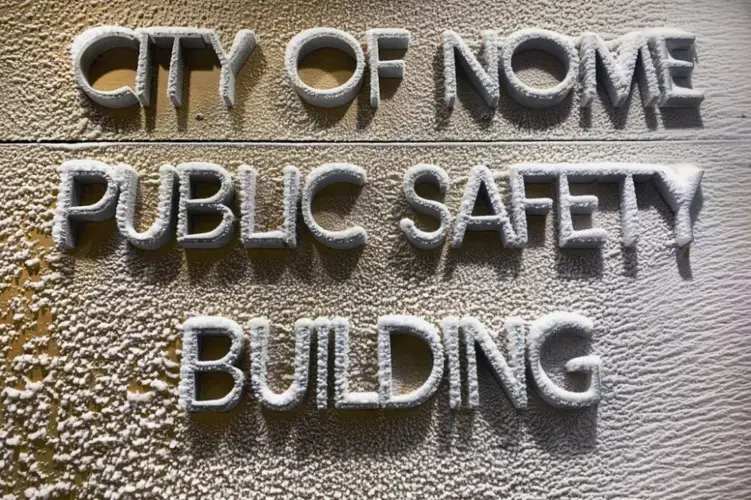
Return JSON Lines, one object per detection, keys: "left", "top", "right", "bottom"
{"left": 1, "top": 0, "right": 750, "bottom": 141}
{"left": 1, "top": 0, "right": 750, "bottom": 498}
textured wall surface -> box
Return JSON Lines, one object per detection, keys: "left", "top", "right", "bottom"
{"left": 1, "top": 0, "right": 751, "bottom": 498}
{"left": 0, "top": 0, "right": 750, "bottom": 141}
{"left": 1, "top": 143, "right": 750, "bottom": 498}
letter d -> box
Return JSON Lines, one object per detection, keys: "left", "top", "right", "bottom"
{"left": 377, "top": 315, "right": 444, "bottom": 409}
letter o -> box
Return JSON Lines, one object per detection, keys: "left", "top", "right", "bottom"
{"left": 501, "top": 29, "right": 579, "bottom": 109}
{"left": 285, "top": 28, "right": 365, "bottom": 108}
{"left": 72, "top": 27, "right": 141, "bottom": 108}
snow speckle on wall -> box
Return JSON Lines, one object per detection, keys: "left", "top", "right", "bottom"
{"left": 1, "top": 142, "right": 750, "bottom": 498}
{"left": 1, "top": 0, "right": 751, "bottom": 497}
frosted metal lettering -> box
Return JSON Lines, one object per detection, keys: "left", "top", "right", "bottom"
{"left": 179, "top": 316, "right": 246, "bottom": 412}
{"left": 285, "top": 28, "right": 366, "bottom": 108}
{"left": 72, "top": 26, "right": 702, "bottom": 110}
{"left": 178, "top": 312, "right": 599, "bottom": 412}
{"left": 239, "top": 165, "right": 300, "bottom": 249}
{"left": 399, "top": 164, "right": 452, "bottom": 249}
{"left": 52, "top": 160, "right": 120, "bottom": 249}
{"left": 175, "top": 162, "right": 236, "bottom": 249}
{"left": 72, "top": 27, "right": 256, "bottom": 108}
{"left": 53, "top": 162, "right": 703, "bottom": 251}
{"left": 115, "top": 164, "right": 178, "bottom": 250}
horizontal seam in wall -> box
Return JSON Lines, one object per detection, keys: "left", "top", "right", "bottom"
{"left": 0, "top": 138, "right": 746, "bottom": 147}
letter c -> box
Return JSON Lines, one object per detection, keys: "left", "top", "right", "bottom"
{"left": 72, "top": 27, "right": 142, "bottom": 108}
{"left": 302, "top": 163, "right": 367, "bottom": 249}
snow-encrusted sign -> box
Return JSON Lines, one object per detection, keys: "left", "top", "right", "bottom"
{"left": 52, "top": 159, "right": 702, "bottom": 412}
{"left": 59, "top": 23, "right": 706, "bottom": 413}
{"left": 54, "top": 161, "right": 702, "bottom": 251}
{"left": 71, "top": 26, "right": 704, "bottom": 111}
